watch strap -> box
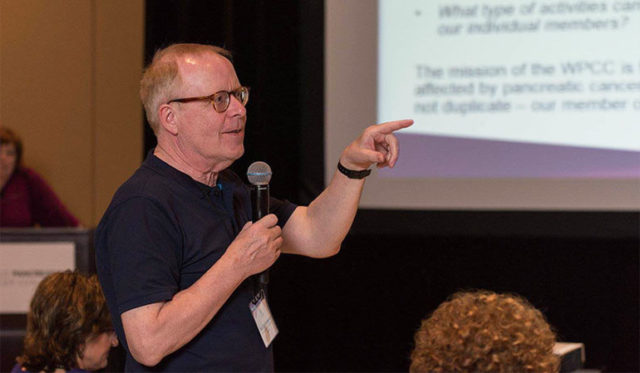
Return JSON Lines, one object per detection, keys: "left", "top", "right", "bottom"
{"left": 337, "top": 162, "right": 371, "bottom": 179}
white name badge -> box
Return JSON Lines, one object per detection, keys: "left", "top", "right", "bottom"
{"left": 249, "top": 290, "right": 278, "bottom": 347}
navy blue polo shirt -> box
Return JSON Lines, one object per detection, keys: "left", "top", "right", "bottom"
{"left": 95, "top": 152, "right": 296, "bottom": 372}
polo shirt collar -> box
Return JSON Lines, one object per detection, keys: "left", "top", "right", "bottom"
{"left": 142, "top": 149, "right": 236, "bottom": 200}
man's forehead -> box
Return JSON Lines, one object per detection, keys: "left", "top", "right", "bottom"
{"left": 168, "top": 51, "right": 240, "bottom": 95}
{"left": 177, "top": 52, "right": 234, "bottom": 74}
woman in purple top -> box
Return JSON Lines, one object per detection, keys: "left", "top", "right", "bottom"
{"left": 12, "top": 271, "right": 119, "bottom": 373}
{"left": 0, "top": 127, "right": 79, "bottom": 227}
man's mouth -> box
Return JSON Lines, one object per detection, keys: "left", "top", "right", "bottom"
{"left": 223, "top": 128, "right": 243, "bottom": 134}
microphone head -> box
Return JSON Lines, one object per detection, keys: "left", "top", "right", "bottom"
{"left": 247, "top": 161, "right": 272, "bottom": 186}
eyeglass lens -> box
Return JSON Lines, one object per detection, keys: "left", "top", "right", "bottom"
{"left": 213, "top": 87, "right": 249, "bottom": 113}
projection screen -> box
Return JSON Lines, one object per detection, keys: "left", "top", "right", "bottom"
{"left": 325, "top": 0, "right": 640, "bottom": 210}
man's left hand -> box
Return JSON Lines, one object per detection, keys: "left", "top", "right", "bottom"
{"left": 339, "top": 119, "right": 414, "bottom": 171}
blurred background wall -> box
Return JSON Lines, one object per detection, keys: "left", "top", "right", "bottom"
{"left": 0, "top": 0, "right": 144, "bottom": 226}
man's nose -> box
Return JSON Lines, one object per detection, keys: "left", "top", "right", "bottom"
{"left": 226, "top": 94, "right": 246, "bottom": 117}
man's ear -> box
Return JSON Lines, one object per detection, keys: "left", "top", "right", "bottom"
{"left": 157, "top": 104, "right": 178, "bottom": 135}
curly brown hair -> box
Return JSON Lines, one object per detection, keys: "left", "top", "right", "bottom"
{"left": 16, "top": 270, "right": 112, "bottom": 372}
{"left": 410, "top": 291, "right": 560, "bottom": 373}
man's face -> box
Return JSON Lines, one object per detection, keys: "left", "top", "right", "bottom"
{"left": 171, "top": 52, "right": 246, "bottom": 170}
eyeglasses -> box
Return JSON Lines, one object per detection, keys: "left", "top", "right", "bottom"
{"left": 167, "top": 86, "right": 250, "bottom": 113}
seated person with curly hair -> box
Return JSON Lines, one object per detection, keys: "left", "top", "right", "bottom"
{"left": 12, "top": 270, "right": 118, "bottom": 373}
{"left": 410, "top": 290, "right": 560, "bottom": 373}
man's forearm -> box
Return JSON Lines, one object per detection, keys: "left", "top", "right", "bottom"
{"left": 121, "top": 215, "right": 282, "bottom": 366}
{"left": 282, "top": 119, "right": 413, "bottom": 258}
{"left": 121, "top": 253, "right": 245, "bottom": 366}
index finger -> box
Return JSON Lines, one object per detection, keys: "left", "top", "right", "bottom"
{"left": 373, "top": 119, "right": 414, "bottom": 134}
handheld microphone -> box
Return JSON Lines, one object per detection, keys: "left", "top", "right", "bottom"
{"left": 247, "top": 161, "right": 272, "bottom": 287}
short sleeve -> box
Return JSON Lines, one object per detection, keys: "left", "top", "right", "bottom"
{"left": 269, "top": 196, "right": 297, "bottom": 227}
{"left": 102, "top": 197, "right": 182, "bottom": 314}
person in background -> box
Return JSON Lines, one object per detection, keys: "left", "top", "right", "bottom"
{"left": 12, "top": 270, "right": 118, "bottom": 373}
{"left": 410, "top": 290, "right": 560, "bottom": 373}
{"left": 0, "top": 127, "right": 79, "bottom": 227}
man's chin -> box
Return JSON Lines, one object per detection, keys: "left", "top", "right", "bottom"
{"left": 218, "top": 148, "right": 244, "bottom": 169}
{"left": 233, "top": 147, "right": 245, "bottom": 160}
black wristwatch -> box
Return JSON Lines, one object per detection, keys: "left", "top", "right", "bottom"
{"left": 337, "top": 162, "right": 371, "bottom": 179}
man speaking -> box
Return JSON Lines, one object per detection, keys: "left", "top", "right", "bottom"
{"left": 95, "top": 43, "right": 412, "bottom": 372}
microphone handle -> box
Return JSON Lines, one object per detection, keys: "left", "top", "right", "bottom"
{"left": 250, "top": 185, "right": 270, "bottom": 287}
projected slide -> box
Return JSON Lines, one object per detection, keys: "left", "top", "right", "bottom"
{"left": 378, "top": 0, "right": 640, "bottom": 178}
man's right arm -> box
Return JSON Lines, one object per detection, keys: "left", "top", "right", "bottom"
{"left": 118, "top": 214, "right": 282, "bottom": 367}
{"left": 121, "top": 251, "right": 243, "bottom": 366}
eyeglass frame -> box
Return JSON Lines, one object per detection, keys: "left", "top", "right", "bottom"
{"left": 167, "top": 86, "right": 250, "bottom": 113}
